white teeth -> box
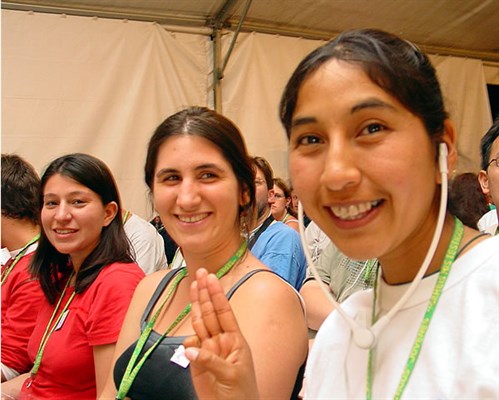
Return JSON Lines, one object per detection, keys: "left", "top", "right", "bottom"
{"left": 55, "top": 229, "right": 75, "bottom": 234}
{"left": 178, "top": 213, "right": 208, "bottom": 223}
{"left": 330, "top": 201, "right": 379, "bottom": 220}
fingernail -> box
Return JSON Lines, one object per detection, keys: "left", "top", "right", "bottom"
{"left": 184, "top": 347, "right": 199, "bottom": 361}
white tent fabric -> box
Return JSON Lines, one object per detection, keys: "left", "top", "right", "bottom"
{"left": 2, "top": 10, "right": 495, "bottom": 218}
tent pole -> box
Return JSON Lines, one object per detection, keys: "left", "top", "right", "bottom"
{"left": 213, "top": 27, "right": 223, "bottom": 112}
{"left": 211, "top": 0, "right": 252, "bottom": 113}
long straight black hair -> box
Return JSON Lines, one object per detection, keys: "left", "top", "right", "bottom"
{"left": 30, "top": 153, "right": 134, "bottom": 304}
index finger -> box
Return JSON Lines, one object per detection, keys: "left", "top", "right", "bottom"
{"left": 204, "top": 272, "right": 242, "bottom": 334}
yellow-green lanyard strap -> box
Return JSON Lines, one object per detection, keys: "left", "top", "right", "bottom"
{"left": 366, "top": 217, "right": 464, "bottom": 399}
{"left": 116, "top": 240, "right": 248, "bottom": 400}
{"left": 1, "top": 234, "right": 40, "bottom": 285}
{"left": 30, "top": 272, "right": 76, "bottom": 377}
{"left": 123, "top": 210, "right": 131, "bottom": 225}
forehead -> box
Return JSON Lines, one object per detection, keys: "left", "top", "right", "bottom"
{"left": 44, "top": 174, "right": 85, "bottom": 191}
{"left": 156, "top": 135, "right": 227, "bottom": 167}
{"left": 254, "top": 167, "right": 265, "bottom": 180}
{"left": 296, "top": 60, "right": 382, "bottom": 108}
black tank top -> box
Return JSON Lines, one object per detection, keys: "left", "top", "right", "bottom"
{"left": 114, "top": 267, "right": 306, "bottom": 400}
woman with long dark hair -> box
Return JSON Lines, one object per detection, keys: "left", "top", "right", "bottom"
{"left": 103, "top": 107, "right": 307, "bottom": 400}
{"left": 2, "top": 153, "right": 144, "bottom": 399}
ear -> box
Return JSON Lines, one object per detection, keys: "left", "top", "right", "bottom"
{"left": 436, "top": 119, "right": 458, "bottom": 184}
{"left": 478, "top": 169, "right": 490, "bottom": 196}
{"left": 102, "top": 201, "right": 118, "bottom": 227}
{"left": 239, "top": 184, "right": 251, "bottom": 208}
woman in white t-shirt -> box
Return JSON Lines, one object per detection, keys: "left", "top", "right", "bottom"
{"left": 181, "top": 29, "right": 499, "bottom": 399}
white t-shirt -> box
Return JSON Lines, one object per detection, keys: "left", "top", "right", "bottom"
{"left": 477, "top": 209, "right": 498, "bottom": 235}
{"left": 305, "top": 234, "right": 499, "bottom": 399}
{"left": 124, "top": 213, "right": 167, "bottom": 274}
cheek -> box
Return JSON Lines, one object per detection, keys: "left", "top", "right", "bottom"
{"left": 289, "top": 154, "right": 319, "bottom": 206}
{"left": 152, "top": 187, "right": 172, "bottom": 212}
{"left": 40, "top": 209, "right": 51, "bottom": 230}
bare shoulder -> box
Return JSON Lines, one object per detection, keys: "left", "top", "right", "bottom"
{"left": 130, "top": 268, "right": 171, "bottom": 308}
{"left": 232, "top": 256, "right": 304, "bottom": 313}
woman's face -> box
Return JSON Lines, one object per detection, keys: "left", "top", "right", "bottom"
{"left": 152, "top": 135, "right": 244, "bottom": 253}
{"left": 289, "top": 60, "right": 442, "bottom": 261}
{"left": 271, "top": 184, "right": 289, "bottom": 219}
{"left": 41, "top": 173, "right": 117, "bottom": 269}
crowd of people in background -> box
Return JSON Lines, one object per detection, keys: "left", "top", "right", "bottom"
{"left": 1, "top": 28, "right": 498, "bottom": 400}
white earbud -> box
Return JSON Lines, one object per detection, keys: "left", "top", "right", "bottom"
{"left": 439, "top": 142, "right": 448, "bottom": 174}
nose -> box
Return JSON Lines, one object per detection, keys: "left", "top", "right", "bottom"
{"left": 176, "top": 179, "right": 201, "bottom": 210}
{"left": 54, "top": 203, "right": 72, "bottom": 222}
{"left": 320, "top": 140, "right": 361, "bottom": 191}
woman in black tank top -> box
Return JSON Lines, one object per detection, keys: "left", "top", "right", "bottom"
{"left": 99, "top": 107, "right": 308, "bottom": 400}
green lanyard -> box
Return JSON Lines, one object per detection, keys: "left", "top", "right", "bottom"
{"left": 29, "top": 271, "right": 76, "bottom": 379}
{"left": 123, "top": 210, "right": 131, "bottom": 224}
{"left": 366, "top": 218, "right": 464, "bottom": 399}
{"left": 116, "top": 240, "right": 248, "bottom": 400}
{"left": 1, "top": 234, "right": 40, "bottom": 285}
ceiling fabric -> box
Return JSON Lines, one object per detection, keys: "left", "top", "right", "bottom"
{"left": 1, "top": 9, "right": 495, "bottom": 218}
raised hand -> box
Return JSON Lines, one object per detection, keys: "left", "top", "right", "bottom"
{"left": 183, "top": 268, "right": 259, "bottom": 400}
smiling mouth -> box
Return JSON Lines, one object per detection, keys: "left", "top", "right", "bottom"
{"left": 330, "top": 200, "right": 382, "bottom": 220}
{"left": 54, "top": 229, "right": 77, "bottom": 234}
{"left": 177, "top": 213, "right": 209, "bottom": 223}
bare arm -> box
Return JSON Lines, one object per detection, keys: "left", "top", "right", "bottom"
{"left": 0, "top": 373, "right": 29, "bottom": 399}
{"left": 98, "top": 275, "right": 154, "bottom": 399}
{"left": 300, "top": 279, "right": 334, "bottom": 331}
{"left": 94, "top": 344, "right": 117, "bottom": 398}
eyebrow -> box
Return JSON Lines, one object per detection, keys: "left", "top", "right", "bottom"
{"left": 43, "top": 190, "right": 90, "bottom": 198}
{"left": 291, "top": 97, "right": 396, "bottom": 129}
{"left": 350, "top": 98, "right": 396, "bottom": 114}
{"left": 291, "top": 116, "right": 317, "bottom": 129}
{"left": 155, "top": 163, "right": 225, "bottom": 178}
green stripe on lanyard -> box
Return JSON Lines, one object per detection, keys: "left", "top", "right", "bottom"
{"left": 30, "top": 271, "right": 76, "bottom": 379}
{"left": 366, "top": 217, "right": 464, "bottom": 399}
{"left": 116, "top": 240, "right": 248, "bottom": 400}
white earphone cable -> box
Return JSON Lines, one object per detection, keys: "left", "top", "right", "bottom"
{"left": 298, "top": 143, "right": 449, "bottom": 349}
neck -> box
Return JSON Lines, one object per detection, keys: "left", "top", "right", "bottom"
{"left": 379, "top": 213, "right": 456, "bottom": 285}
{"left": 183, "top": 236, "right": 244, "bottom": 279}
{"left": 252, "top": 209, "right": 271, "bottom": 230}
{"left": 1, "top": 219, "right": 40, "bottom": 251}
{"left": 276, "top": 210, "right": 287, "bottom": 221}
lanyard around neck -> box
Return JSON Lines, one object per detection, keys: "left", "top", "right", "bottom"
{"left": 122, "top": 210, "right": 131, "bottom": 225}
{"left": 1, "top": 234, "right": 40, "bottom": 285}
{"left": 116, "top": 240, "right": 248, "bottom": 400}
{"left": 366, "top": 217, "right": 464, "bottom": 399}
{"left": 30, "top": 271, "right": 76, "bottom": 378}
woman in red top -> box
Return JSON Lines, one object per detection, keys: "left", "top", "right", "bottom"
{"left": 2, "top": 153, "right": 144, "bottom": 399}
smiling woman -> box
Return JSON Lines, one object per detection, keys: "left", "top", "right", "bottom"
{"left": 1, "top": 153, "right": 145, "bottom": 400}
{"left": 178, "top": 29, "right": 499, "bottom": 400}
{"left": 101, "top": 106, "right": 308, "bottom": 400}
